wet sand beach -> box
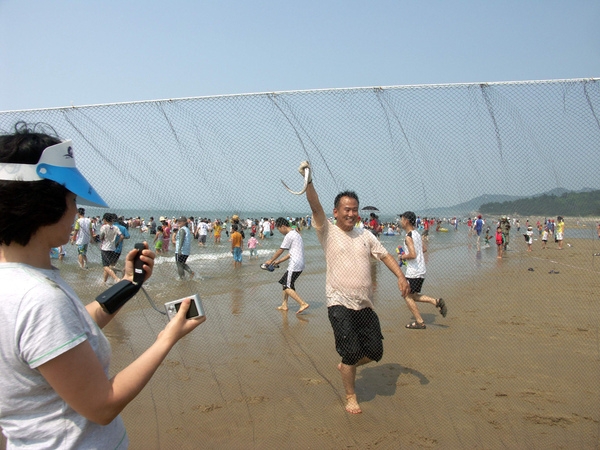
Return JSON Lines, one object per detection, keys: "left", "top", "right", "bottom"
{"left": 115, "top": 237, "right": 599, "bottom": 449}
{"left": 2, "top": 234, "right": 599, "bottom": 449}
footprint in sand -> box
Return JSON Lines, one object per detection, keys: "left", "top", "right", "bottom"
{"left": 301, "top": 377, "right": 325, "bottom": 385}
{"left": 524, "top": 414, "right": 574, "bottom": 428}
{"left": 162, "top": 359, "right": 180, "bottom": 368}
{"left": 232, "top": 396, "right": 269, "bottom": 404}
{"left": 192, "top": 403, "right": 223, "bottom": 413}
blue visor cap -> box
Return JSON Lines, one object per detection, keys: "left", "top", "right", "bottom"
{"left": 37, "top": 163, "right": 108, "bottom": 207}
{"left": 0, "top": 140, "right": 108, "bottom": 208}
{"left": 36, "top": 140, "right": 108, "bottom": 207}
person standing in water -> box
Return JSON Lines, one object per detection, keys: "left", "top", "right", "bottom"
{"left": 71, "top": 207, "right": 94, "bottom": 269}
{"left": 299, "top": 161, "right": 410, "bottom": 414}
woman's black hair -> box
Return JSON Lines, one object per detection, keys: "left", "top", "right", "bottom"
{"left": 0, "top": 122, "right": 71, "bottom": 246}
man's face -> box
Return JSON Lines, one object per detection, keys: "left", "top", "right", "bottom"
{"left": 334, "top": 196, "right": 359, "bottom": 232}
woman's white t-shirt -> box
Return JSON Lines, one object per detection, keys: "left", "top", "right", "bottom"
{"left": 0, "top": 263, "right": 128, "bottom": 449}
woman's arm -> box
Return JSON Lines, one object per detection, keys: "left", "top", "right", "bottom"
{"left": 39, "top": 299, "right": 204, "bottom": 426}
{"left": 85, "top": 245, "right": 155, "bottom": 328}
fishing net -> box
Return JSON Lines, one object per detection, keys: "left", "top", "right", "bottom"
{"left": 1, "top": 78, "right": 599, "bottom": 449}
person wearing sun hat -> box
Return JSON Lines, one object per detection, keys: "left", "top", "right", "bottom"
{"left": 0, "top": 123, "right": 205, "bottom": 448}
{"left": 525, "top": 225, "right": 534, "bottom": 251}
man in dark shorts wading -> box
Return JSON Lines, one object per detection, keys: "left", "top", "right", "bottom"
{"left": 299, "top": 161, "right": 410, "bottom": 414}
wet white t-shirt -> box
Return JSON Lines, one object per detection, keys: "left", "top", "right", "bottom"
{"left": 315, "top": 219, "right": 388, "bottom": 310}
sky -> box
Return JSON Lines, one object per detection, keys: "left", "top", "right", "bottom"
{"left": 1, "top": 0, "right": 599, "bottom": 111}
{"left": 0, "top": 1, "right": 599, "bottom": 215}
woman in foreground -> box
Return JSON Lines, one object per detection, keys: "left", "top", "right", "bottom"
{"left": 0, "top": 123, "right": 205, "bottom": 448}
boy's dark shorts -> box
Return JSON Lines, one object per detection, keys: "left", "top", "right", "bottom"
{"left": 328, "top": 305, "right": 383, "bottom": 366}
{"left": 176, "top": 253, "right": 190, "bottom": 264}
{"left": 101, "top": 250, "right": 119, "bottom": 267}
{"left": 278, "top": 270, "right": 302, "bottom": 290}
{"left": 407, "top": 277, "right": 425, "bottom": 294}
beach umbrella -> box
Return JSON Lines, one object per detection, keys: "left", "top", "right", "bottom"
{"left": 361, "top": 206, "right": 379, "bottom": 211}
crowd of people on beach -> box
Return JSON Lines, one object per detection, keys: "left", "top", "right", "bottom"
{"left": 60, "top": 207, "right": 570, "bottom": 283}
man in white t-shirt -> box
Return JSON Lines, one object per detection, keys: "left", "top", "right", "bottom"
{"left": 265, "top": 217, "right": 309, "bottom": 314}
{"left": 398, "top": 211, "right": 447, "bottom": 330}
{"left": 299, "top": 161, "right": 410, "bottom": 415}
{"left": 71, "top": 207, "right": 94, "bottom": 269}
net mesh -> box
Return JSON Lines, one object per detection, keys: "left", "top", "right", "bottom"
{"left": 1, "top": 78, "right": 599, "bottom": 449}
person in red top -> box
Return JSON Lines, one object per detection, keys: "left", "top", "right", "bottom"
{"left": 369, "top": 213, "right": 380, "bottom": 238}
{"left": 495, "top": 226, "right": 504, "bottom": 258}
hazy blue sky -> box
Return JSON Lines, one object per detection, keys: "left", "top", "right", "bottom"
{"left": 1, "top": 1, "right": 599, "bottom": 215}
{"left": 1, "top": 0, "right": 599, "bottom": 111}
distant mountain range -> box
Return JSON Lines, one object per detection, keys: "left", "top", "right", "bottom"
{"left": 418, "top": 188, "right": 598, "bottom": 217}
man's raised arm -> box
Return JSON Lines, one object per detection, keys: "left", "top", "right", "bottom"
{"left": 300, "top": 161, "right": 326, "bottom": 228}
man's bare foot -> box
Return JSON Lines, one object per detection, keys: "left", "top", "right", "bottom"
{"left": 345, "top": 394, "right": 362, "bottom": 414}
{"left": 335, "top": 364, "right": 362, "bottom": 414}
{"left": 277, "top": 305, "right": 288, "bottom": 311}
{"left": 296, "top": 303, "right": 309, "bottom": 314}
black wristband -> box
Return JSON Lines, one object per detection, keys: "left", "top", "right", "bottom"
{"left": 96, "top": 280, "right": 142, "bottom": 314}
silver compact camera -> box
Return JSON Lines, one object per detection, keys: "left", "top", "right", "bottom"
{"left": 164, "top": 294, "right": 205, "bottom": 320}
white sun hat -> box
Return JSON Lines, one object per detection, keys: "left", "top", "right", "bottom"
{"left": 0, "top": 140, "right": 108, "bottom": 207}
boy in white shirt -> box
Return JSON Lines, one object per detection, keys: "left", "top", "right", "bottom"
{"left": 264, "top": 217, "right": 309, "bottom": 314}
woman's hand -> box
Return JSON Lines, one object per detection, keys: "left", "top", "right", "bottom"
{"left": 122, "top": 242, "right": 155, "bottom": 283}
{"left": 158, "top": 298, "right": 206, "bottom": 346}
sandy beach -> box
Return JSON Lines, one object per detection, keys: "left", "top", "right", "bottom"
{"left": 2, "top": 233, "right": 599, "bottom": 449}
{"left": 114, "top": 236, "right": 600, "bottom": 448}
